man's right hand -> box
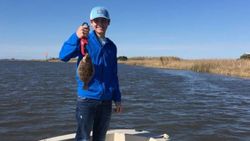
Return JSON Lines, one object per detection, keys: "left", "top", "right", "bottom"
{"left": 76, "top": 24, "right": 90, "bottom": 39}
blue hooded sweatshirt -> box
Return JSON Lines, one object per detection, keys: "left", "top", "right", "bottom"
{"left": 59, "top": 31, "right": 121, "bottom": 102}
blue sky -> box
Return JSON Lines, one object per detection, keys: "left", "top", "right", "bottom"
{"left": 0, "top": 0, "right": 250, "bottom": 59}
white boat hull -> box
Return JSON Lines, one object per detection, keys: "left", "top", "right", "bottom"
{"left": 39, "top": 129, "right": 169, "bottom": 141}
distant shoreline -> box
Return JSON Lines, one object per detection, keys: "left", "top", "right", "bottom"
{"left": 0, "top": 58, "right": 75, "bottom": 63}
{"left": 118, "top": 57, "right": 250, "bottom": 79}
{"left": 1, "top": 57, "right": 250, "bottom": 78}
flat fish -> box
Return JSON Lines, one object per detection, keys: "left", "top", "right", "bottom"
{"left": 77, "top": 53, "right": 94, "bottom": 90}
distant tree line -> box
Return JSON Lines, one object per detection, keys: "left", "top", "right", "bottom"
{"left": 117, "top": 56, "right": 128, "bottom": 61}
{"left": 240, "top": 53, "right": 250, "bottom": 60}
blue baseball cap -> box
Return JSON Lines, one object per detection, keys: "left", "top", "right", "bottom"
{"left": 90, "top": 6, "right": 110, "bottom": 20}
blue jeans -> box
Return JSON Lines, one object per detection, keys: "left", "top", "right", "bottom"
{"left": 75, "top": 98, "right": 112, "bottom": 141}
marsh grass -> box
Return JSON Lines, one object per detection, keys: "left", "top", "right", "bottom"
{"left": 119, "top": 57, "right": 250, "bottom": 78}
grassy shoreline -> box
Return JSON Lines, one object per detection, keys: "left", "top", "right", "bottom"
{"left": 2, "top": 57, "right": 249, "bottom": 78}
{"left": 119, "top": 57, "right": 250, "bottom": 79}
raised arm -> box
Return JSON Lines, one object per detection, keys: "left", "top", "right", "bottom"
{"left": 59, "top": 24, "right": 90, "bottom": 62}
{"left": 59, "top": 33, "right": 80, "bottom": 62}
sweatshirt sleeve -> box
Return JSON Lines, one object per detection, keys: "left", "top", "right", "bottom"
{"left": 112, "top": 47, "right": 121, "bottom": 103}
{"left": 59, "top": 33, "right": 80, "bottom": 62}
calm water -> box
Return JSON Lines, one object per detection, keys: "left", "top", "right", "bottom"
{"left": 0, "top": 61, "right": 250, "bottom": 141}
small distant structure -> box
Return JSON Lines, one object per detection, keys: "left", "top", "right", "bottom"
{"left": 240, "top": 52, "right": 250, "bottom": 60}
{"left": 45, "top": 52, "right": 48, "bottom": 61}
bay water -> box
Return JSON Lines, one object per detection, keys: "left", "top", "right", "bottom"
{"left": 0, "top": 61, "right": 249, "bottom": 141}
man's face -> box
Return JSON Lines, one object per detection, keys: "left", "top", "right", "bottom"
{"left": 91, "top": 18, "right": 110, "bottom": 36}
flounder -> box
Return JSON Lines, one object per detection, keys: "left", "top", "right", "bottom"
{"left": 77, "top": 53, "right": 94, "bottom": 90}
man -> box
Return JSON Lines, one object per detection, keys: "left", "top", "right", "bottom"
{"left": 59, "top": 6, "right": 122, "bottom": 141}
